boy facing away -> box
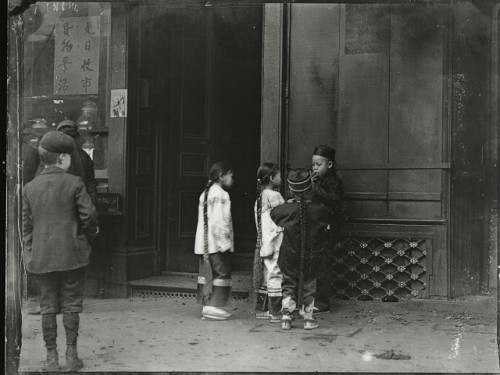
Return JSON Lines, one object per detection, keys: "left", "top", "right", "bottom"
{"left": 270, "top": 168, "right": 332, "bottom": 330}
{"left": 22, "top": 131, "right": 99, "bottom": 372}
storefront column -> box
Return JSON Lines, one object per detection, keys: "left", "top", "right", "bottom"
{"left": 261, "top": 4, "right": 283, "bottom": 165}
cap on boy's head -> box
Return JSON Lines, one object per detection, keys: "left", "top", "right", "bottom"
{"left": 313, "top": 144, "right": 336, "bottom": 161}
{"left": 287, "top": 168, "right": 312, "bottom": 193}
{"left": 39, "top": 131, "right": 74, "bottom": 154}
{"left": 56, "top": 119, "right": 77, "bottom": 131}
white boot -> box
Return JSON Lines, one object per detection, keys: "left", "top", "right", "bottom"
{"left": 202, "top": 306, "right": 231, "bottom": 320}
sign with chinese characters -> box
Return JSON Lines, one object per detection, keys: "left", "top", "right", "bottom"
{"left": 54, "top": 16, "right": 100, "bottom": 95}
{"left": 110, "top": 89, "right": 127, "bottom": 118}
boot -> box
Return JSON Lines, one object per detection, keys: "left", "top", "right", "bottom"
{"left": 41, "top": 348, "right": 59, "bottom": 372}
{"left": 281, "top": 311, "right": 292, "bottom": 330}
{"left": 41, "top": 314, "right": 59, "bottom": 372}
{"left": 65, "top": 345, "right": 84, "bottom": 371}
{"left": 201, "top": 306, "right": 231, "bottom": 320}
{"left": 63, "top": 313, "right": 84, "bottom": 371}
{"left": 301, "top": 302, "right": 319, "bottom": 330}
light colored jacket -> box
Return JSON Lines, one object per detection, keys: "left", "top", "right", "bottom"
{"left": 194, "top": 183, "right": 234, "bottom": 255}
{"left": 254, "top": 189, "right": 285, "bottom": 257}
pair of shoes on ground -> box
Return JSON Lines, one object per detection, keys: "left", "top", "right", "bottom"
{"left": 281, "top": 313, "right": 318, "bottom": 330}
{"left": 255, "top": 311, "right": 281, "bottom": 323}
{"left": 41, "top": 347, "right": 84, "bottom": 372}
{"left": 202, "top": 306, "right": 232, "bottom": 320}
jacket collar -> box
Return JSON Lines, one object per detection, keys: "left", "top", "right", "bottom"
{"left": 39, "top": 166, "right": 66, "bottom": 175}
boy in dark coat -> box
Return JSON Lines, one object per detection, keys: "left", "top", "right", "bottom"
{"left": 270, "top": 169, "right": 332, "bottom": 330}
{"left": 36, "top": 119, "right": 97, "bottom": 205}
{"left": 311, "top": 145, "right": 346, "bottom": 313}
{"left": 22, "top": 131, "right": 99, "bottom": 372}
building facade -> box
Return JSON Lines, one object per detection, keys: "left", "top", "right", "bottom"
{"left": 8, "top": 0, "right": 499, "bottom": 301}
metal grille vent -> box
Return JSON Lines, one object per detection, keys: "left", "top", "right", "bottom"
{"left": 331, "top": 237, "right": 427, "bottom": 301}
{"left": 130, "top": 288, "right": 249, "bottom": 301}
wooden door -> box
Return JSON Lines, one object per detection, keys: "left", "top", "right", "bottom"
{"left": 157, "top": 7, "right": 263, "bottom": 273}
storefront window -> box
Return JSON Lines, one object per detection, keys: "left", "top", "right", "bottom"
{"left": 22, "top": 2, "right": 111, "bottom": 182}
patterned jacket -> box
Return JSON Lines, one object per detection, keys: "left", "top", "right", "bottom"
{"left": 194, "top": 183, "right": 234, "bottom": 255}
{"left": 254, "top": 188, "right": 285, "bottom": 257}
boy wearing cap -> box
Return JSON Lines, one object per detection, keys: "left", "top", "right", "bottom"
{"left": 270, "top": 168, "right": 332, "bottom": 330}
{"left": 311, "top": 145, "right": 346, "bottom": 314}
{"left": 22, "top": 131, "right": 99, "bottom": 371}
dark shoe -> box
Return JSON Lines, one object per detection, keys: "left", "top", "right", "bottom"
{"left": 64, "top": 346, "right": 84, "bottom": 372}
{"left": 41, "top": 348, "right": 59, "bottom": 372}
{"left": 313, "top": 304, "right": 330, "bottom": 315}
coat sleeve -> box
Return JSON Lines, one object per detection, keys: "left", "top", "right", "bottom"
{"left": 211, "top": 195, "right": 233, "bottom": 252}
{"left": 270, "top": 204, "right": 294, "bottom": 228}
{"left": 75, "top": 178, "right": 99, "bottom": 243}
{"left": 268, "top": 192, "right": 285, "bottom": 209}
{"left": 22, "top": 191, "right": 33, "bottom": 251}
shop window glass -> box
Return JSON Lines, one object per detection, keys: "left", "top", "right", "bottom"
{"left": 22, "top": 2, "right": 111, "bottom": 180}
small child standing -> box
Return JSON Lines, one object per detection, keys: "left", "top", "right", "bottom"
{"left": 194, "top": 162, "right": 235, "bottom": 320}
{"left": 253, "top": 163, "right": 285, "bottom": 322}
{"left": 22, "top": 131, "right": 99, "bottom": 372}
{"left": 270, "top": 169, "right": 332, "bottom": 330}
{"left": 311, "top": 144, "right": 346, "bottom": 313}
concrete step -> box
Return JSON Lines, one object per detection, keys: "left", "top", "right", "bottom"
{"left": 129, "top": 272, "right": 252, "bottom": 300}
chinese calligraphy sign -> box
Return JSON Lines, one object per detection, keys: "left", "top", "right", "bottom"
{"left": 54, "top": 16, "right": 100, "bottom": 95}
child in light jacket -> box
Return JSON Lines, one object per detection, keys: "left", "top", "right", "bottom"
{"left": 253, "top": 163, "right": 285, "bottom": 322}
{"left": 194, "top": 161, "right": 234, "bottom": 320}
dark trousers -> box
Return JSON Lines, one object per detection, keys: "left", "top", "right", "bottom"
{"left": 281, "top": 271, "right": 316, "bottom": 313}
{"left": 36, "top": 267, "right": 86, "bottom": 315}
{"left": 197, "top": 252, "right": 232, "bottom": 307}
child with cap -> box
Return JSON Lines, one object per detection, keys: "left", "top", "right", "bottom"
{"left": 253, "top": 163, "right": 285, "bottom": 322}
{"left": 270, "top": 168, "right": 332, "bottom": 330}
{"left": 311, "top": 144, "right": 346, "bottom": 313}
{"left": 194, "top": 161, "right": 235, "bottom": 320}
{"left": 22, "top": 131, "right": 99, "bottom": 371}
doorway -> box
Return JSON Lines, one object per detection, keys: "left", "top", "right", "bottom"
{"left": 133, "top": 6, "right": 263, "bottom": 274}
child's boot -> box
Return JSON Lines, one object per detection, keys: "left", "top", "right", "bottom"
{"left": 302, "top": 302, "right": 319, "bottom": 330}
{"left": 281, "top": 311, "right": 292, "bottom": 330}
{"left": 63, "top": 313, "right": 84, "bottom": 371}
{"left": 41, "top": 314, "right": 59, "bottom": 372}
{"left": 254, "top": 286, "right": 269, "bottom": 319}
{"left": 202, "top": 306, "right": 231, "bottom": 320}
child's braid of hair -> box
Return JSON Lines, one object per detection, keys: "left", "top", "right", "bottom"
{"left": 203, "top": 179, "right": 215, "bottom": 260}
{"left": 201, "top": 179, "right": 215, "bottom": 301}
{"left": 253, "top": 178, "right": 264, "bottom": 292}
{"left": 297, "top": 192, "right": 308, "bottom": 308}
{"left": 256, "top": 178, "right": 263, "bottom": 248}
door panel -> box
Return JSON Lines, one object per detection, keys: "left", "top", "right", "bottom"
{"left": 154, "top": 7, "right": 263, "bottom": 273}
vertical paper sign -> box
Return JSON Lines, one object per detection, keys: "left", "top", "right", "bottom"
{"left": 110, "top": 89, "right": 127, "bottom": 118}
{"left": 54, "top": 16, "right": 100, "bottom": 95}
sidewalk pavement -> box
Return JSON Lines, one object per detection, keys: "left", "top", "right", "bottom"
{"left": 18, "top": 295, "right": 499, "bottom": 373}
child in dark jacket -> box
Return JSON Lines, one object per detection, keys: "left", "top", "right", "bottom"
{"left": 22, "top": 131, "right": 99, "bottom": 372}
{"left": 310, "top": 145, "right": 346, "bottom": 313}
{"left": 270, "top": 168, "right": 332, "bottom": 330}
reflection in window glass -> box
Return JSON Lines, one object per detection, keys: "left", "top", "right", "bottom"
{"left": 23, "top": 2, "right": 111, "bottom": 175}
